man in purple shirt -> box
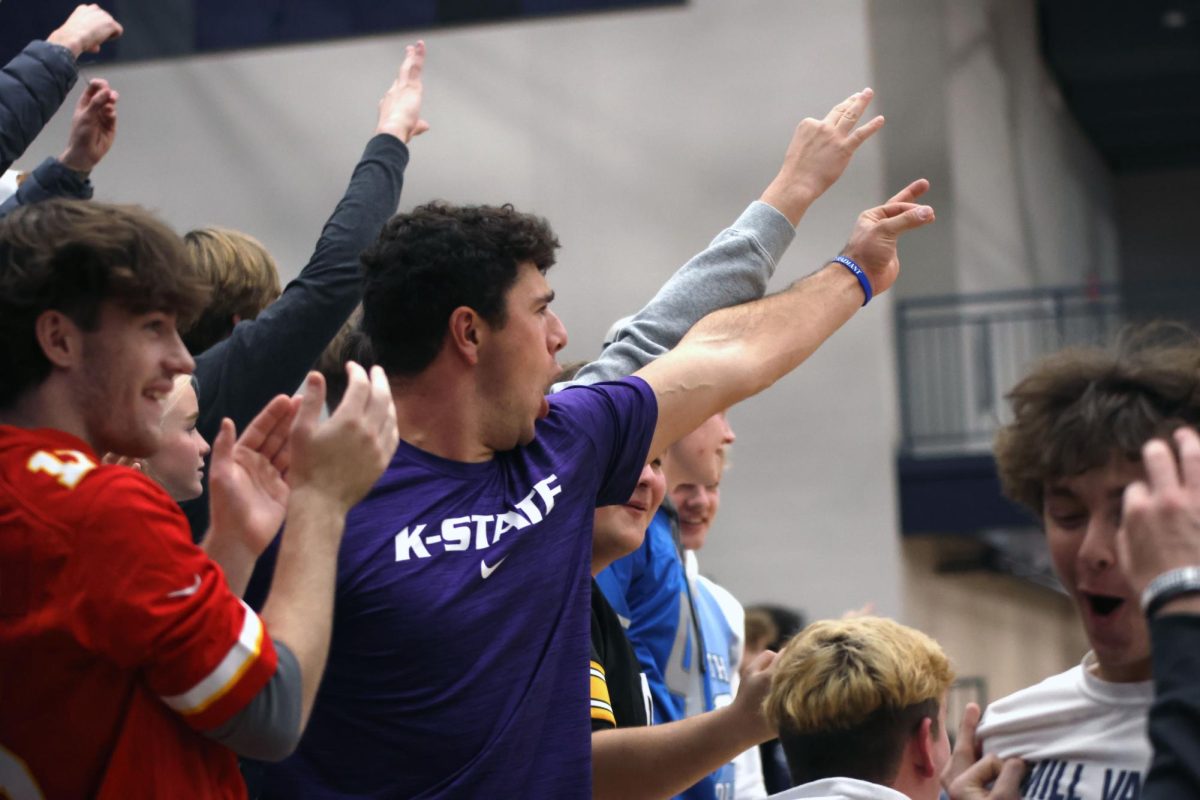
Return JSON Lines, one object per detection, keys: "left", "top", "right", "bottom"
{"left": 267, "top": 90, "right": 936, "bottom": 798}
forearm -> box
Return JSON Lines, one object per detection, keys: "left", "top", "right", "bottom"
{"left": 259, "top": 488, "right": 347, "bottom": 727}
{"left": 592, "top": 705, "right": 766, "bottom": 800}
{"left": 562, "top": 202, "right": 795, "bottom": 389}
{"left": 638, "top": 262, "right": 863, "bottom": 458}
{"left": 192, "top": 134, "right": 408, "bottom": 440}
{"left": 1144, "top": 613, "right": 1200, "bottom": 798}
{"left": 201, "top": 529, "right": 257, "bottom": 597}
{"left": 0, "top": 41, "right": 77, "bottom": 172}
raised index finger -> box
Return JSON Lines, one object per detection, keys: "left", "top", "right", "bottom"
{"left": 950, "top": 703, "right": 982, "bottom": 772}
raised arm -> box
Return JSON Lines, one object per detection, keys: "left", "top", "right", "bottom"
{"left": 563, "top": 90, "right": 887, "bottom": 389}
{"left": 260, "top": 364, "right": 398, "bottom": 729}
{"left": 0, "top": 5, "right": 121, "bottom": 173}
{"left": 183, "top": 44, "right": 426, "bottom": 537}
{"left": 191, "top": 42, "right": 428, "bottom": 440}
{"left": 635, "top": 179, "right": 935, "bottom": 461}
{"left": 0, "top": 78, "right": 117, "bottom": 217}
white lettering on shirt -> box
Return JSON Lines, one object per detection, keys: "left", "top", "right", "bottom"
{"left": 392, "top": 475, "right": 563, "bottom": 563}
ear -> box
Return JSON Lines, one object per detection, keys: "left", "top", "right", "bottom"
{"left": 34, "top": 310, "right": 85, "bottom": 370}
{"left": 446, "top": 306, "right": 483, "bottom": 366}
{"left": 913, "top": 716, "right": 937, "bottom": 778}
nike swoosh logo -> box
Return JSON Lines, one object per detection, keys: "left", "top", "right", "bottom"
{"left": 480, "top": 555, "right": 509, "bottom": 580}
{"left": 167, "top": 573, "right": 202, "bottom": 598}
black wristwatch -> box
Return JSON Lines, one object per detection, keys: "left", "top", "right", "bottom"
{"left": 1141, "top": 566, "right": 1200, "bottom": 618}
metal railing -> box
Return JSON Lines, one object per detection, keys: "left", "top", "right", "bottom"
{"left": 896, "top": 284, "right": 1123, "bottom": 456}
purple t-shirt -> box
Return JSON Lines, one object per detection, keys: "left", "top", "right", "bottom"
{"left": 265, "top": 378, "right": 657, "bottom": 798}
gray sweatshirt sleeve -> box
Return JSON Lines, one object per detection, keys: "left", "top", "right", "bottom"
{"left": 203, "top": 639, "right": 302, "bottom": 761}
{"left": 555, "top": 201, "right": 795, "bottom": 390}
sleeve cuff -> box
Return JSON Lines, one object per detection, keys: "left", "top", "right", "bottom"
{"left": 30, "top": 39, "right": 79, "bottom": 74}
{"left": 364, "top": 132, "right": 411, "bottom": 166}
{"left": 735, "top": 201, "right": 797, "bottom": 264}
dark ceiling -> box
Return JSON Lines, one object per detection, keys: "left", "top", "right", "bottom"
{"left": 1039, "top": 1, "right": 1200, "bottom": 172}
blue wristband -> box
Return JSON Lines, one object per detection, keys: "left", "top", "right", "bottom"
{"left": 830, "top": 255, "right": 872, "bottom": 306}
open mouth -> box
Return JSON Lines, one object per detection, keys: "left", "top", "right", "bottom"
{"left": 1084, "top": 593, "right": 1125, "bottom": 617}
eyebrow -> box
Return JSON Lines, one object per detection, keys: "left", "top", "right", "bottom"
{"left": 535, "top": 290, "right": 556, "bottom": 307}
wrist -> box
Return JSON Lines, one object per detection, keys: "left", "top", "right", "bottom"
{"left": 46, "top": 32, "right": 82, "bottom": 58}
{"left": 1158, "top": 594, "right": 1200, "bottom": 617}
{"left": 374, "top": 118, "right": 417, "bottom": 144}
{"left": 58, "top": 149, "right": 94, "bottom": 176}
{"left": 759, "top": 179, "right": 815, "bottom": 228}
{"left": 288, "top": 482, "right": 357, "bottom": 522}
{"left": 719, "top": 700, "right": 773, "bottom": 747}
{"left": 1142, "top": 566, "right": 1200, "bottom": 618}
{"left": 829, "top": 255, "right": 872, "bottom": 305}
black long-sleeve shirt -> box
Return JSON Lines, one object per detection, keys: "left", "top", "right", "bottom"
{"left": 182, "top": 133, "right": 409, "bottom": 539}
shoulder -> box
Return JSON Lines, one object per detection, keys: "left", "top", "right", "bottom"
{"left": 981, "top": 666, "right": 1084, "bottom": 729}
{"left": 545, "top": 377, "right": 657, "bottom": 427}
{"left": 978, "top": 665, "right": 1132, "bottom": 757}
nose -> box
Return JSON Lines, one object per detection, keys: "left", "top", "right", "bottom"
{"left": 718, "top": 413, "right": 736, "bottom": 445}
{"left": 1078, "top": 514, "right": 1117, "bottom": 573}
{"left": 548, "top": 309, "right": 568, "bottom": 354}
{"left": 196, "top": 430, "right": 211, "bottom": 458}
{"left": 168, "top": 329, "right": 195, "bottom": 376}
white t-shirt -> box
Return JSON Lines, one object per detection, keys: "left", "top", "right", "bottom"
{"left": 768, "top": 776, "right": 907, "bottom": 800}
{"left": 977, "top": 652, "right": 1152, "bottom": 799}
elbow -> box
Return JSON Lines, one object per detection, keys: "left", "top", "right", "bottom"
{"left": 234, "top": 725, "right": 302, "bottom": 763}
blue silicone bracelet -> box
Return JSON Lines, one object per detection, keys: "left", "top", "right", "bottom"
{"left": 830, "top": 255, "right": 872, "bottom": 306}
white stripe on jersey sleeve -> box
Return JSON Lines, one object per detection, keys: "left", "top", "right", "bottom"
{"left": 160, "top": 600, "right": 265, "bottom": 716}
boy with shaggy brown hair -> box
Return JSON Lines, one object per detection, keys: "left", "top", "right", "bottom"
{"left": 946, "top": 325, "right": 1200, "bottom": 798}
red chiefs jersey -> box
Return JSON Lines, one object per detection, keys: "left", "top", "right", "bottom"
{"left": 0, "top": 426, "right": 278, "bottom": 799}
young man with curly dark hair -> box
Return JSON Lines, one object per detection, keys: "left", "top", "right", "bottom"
{"left": 263, "top": 88, "right": 935, "bottom": 798}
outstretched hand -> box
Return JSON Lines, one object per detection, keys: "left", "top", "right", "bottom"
{"left": 1119, "top": 427, "right": 1200, "bottom": 602}
{"left": 760, "top": 88, "right": 887, "bottom": 226}
{"left": 48, "top": 4, "right": 123, "bottom": 58}
{"left": 208, "top": 395, "right": 298, "bottom": 559}
{"left": 59, "top": 79, "right": 118, "bottom": 174}
{"left": 377, "top": 41, "right": 430, "bottom": 143}
{"left": 839, "top": 178, "right": 935, "bottom": 297}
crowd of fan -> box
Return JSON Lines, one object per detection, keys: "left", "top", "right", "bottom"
{"left": 1, "top": 6, "right": 1198, "bottom": 800}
